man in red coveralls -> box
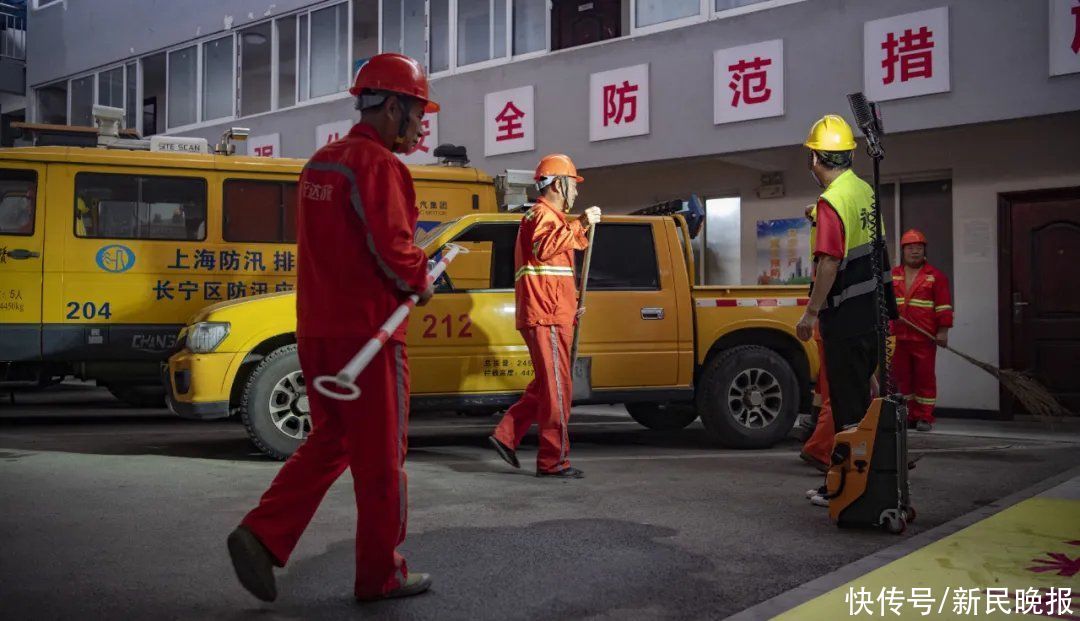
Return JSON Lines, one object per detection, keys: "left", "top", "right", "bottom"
{"left": 891, "top": 229, "right": 953, "bottom": 432}
{"left": 226, "top": 53, "right": 438, "bottom": 603}
{"left": 488, "top": 154, "right": 601, "bottom": 479}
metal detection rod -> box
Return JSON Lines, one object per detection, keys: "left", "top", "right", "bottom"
{"left": 313, "top": 243, "right": 468, "bottom": 401}
{"left": 570, "top": 223, "right": 597, "bottom": 365}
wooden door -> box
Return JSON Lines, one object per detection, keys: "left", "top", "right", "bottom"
{"left": 1000, "top": 187, "right": 1080, "bottom": 416}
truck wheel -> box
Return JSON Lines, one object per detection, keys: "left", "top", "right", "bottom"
{"left": 696, "top": 345, "right": 799, "bottom": 449}
{"left": 241, "top": 344, "right": 309, "bottom": 460}
{"left": 625, "top": 402, "right": 699, "bottom": 431}
{"left": 107, "top": 383, "right": 166, "bottom": 408}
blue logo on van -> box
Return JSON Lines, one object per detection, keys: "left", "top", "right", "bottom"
{"left": 96, "top": 244, "right": 136, "bottom": 273}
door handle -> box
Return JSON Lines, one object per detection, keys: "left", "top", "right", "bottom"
{"left": 641, "top": 307, "right": 665, "bottom": 320}
{"left": 5, "top": 249, "right": 41, "bottom": 260}
{"left": 1012, "top": 292, "right": 1028, "bottom": 323}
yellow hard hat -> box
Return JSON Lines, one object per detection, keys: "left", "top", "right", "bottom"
{"left": 804, "top": 114, "right": 856, "bottom": 151}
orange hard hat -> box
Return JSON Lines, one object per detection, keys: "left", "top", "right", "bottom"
{"left": 534, "top": 154, "right": 584, "bottom": 184}
{"left": 349, "top": 53, "right": 440, "bottom": 113}
{"left": 900, "top": 229, "right": 927, "bottom": 247}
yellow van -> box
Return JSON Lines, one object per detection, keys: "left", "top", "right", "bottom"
{"left": 0, "top": 121, "right": 497, "bottom": 405}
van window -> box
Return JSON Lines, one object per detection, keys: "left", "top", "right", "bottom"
{"left": 436, "top": 222, "right": 519, "bottom": 292}
{"left": 223, "top": 179, "right": 298, "bottom": 243}
{"left": 74, "top": 173, "right": 207, "bottom": 241}
{"left": 576, "top": 223, "right": 660, "bottom": 290}
{"left": 0, "top": 169, "right": 37, "bottom": 236}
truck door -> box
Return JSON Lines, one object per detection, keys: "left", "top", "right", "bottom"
{"left": 575, "top": 220, "right": 681, "bottom": 388}
{"left": 408, "top": 221, "right": 523, "bottom": 396}
{"left": 0, "top": 164, "right": 45, "bottom": 361}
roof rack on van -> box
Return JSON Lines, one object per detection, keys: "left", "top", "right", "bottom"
{"left": 11, "top": 105, "right": 247, "bottom": 157}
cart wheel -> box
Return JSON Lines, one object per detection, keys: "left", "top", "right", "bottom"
{"left": 906, "top": 506, "right": 917, "bottom": 523}
{"left": 880, "top": 509, "right": 907, "bottom": 534}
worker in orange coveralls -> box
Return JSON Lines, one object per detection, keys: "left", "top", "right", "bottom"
{"left": 488, "top": 154, "right": 601, "bottom": 479}
{"left": 891, "top": 229, "right": 953, "bottom": 432}
{"left": 226, "top": 53, "right": 438, "bottom": 604}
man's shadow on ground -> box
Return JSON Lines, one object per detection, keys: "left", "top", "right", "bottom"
{"left": 217, "top": 518, "right": 721, "bottom": 621}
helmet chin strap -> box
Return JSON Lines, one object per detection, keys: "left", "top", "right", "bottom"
{"left": 391, "top": 96, "right": 412, "bottom": 154}
{"left": 808, "top": 152, "right": 825, "bottom": 189}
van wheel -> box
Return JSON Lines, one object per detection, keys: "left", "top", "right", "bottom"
{"left": 241, "top": 345, "right": 308, "bottom": 460}
{"left": 107, "top": 383, "right": 166, "bottom": 408}
{"left": 696, "top": 345, "right": 799, "bottom": 449}
{"left": 625, "top": 402, "right": 699, "bottom": 431}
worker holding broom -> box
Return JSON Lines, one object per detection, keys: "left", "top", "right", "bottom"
{"left": 226, "top": 53, "right": 437, "bottom": 603}
{"left": 488, "top": 154, "right": 601, "bottom": 479}
{"left": 891, "top": 229, "right": 953, "bottom": 431}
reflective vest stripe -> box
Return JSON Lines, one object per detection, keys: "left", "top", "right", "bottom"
{"left": 515, "top": 265, "right": 574, "bottom": 280}
{"left": 839, "top": 241, "right": 873, "bottom": 269}
{"left": 935, "top": 304, "right": 952, "bottom": 313}
{"left": 907, "top": 299, "right": 935, "bottom": 308}
{"left": 830, "top": 275, "right": 886, "bottom": 307}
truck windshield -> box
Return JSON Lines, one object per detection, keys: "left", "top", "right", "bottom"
{"left": 416, "top": 219, "right": 457, "bottom": 248}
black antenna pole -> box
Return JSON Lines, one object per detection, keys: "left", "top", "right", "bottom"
{"left": 847, "top": 93, "right": 890, "bottom": 393}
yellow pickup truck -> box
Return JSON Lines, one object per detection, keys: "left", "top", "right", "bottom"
{"left": 166, "top": 211, "right": 818, "bottom": 459}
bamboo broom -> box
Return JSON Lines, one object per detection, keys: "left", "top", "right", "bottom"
{"left": 899, "top": 317, "right": 1071, "bottom": 418}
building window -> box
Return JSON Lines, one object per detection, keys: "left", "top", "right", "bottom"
{"left": 35, "top": 81, "right": 67, "bottom": 125}
{"left": 167, "top": 46, "right": 197, "bottom": 128}
{"left": 382, "top": 0, "right": 427, "bottom": 69}
{"left": 70, "top": 75, "right": 94, "bottom": 127}
{"left": 142, "top": 53, "right": 166, "bottom": 136}
{"left": 298, "top": 13, "right": 309, "bottom": 101}
{"left": 309, "top": 3, "right": 350, "bottom": 98}
{"left": 202, "top": 36, "right": 234, "bottom": 122}
{"left": 74, "top": 173, "right": 207, "bottom": 241}
{"left": 430, "top": 0, "right": 450, "bottom": 72}
{"left": 715, "top": 0, "right": 773, "bottom": 11}
{"left": 125, "top": 63, "right": 138, "bottom": 131}
{"left": 352, "top": 0, "right": 380, "bottom": 68}
{"left": 551, "top": 0, "right": 621, "bottom": 51}
{"left": 458, "top": 0, "right": 508, "bottom": 66}
{"left": 513, "top": 0, "right": 546, "bottom": 55}
{"left": 240, "top": 23, "right": 272, "bottom": 116}
{"left": 275, "top": 15, "right": 298, "bottom": 109}
{"left": 222, "top": 180, "right": 298, "bottom": 243}
{"left": 97, "top": 67, "right": 124, "bottom": 109}
{"left": 636, "top": 0, "right": 699, "bottom": 28}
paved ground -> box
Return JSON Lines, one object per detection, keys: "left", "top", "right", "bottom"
{"left": 1, "top": 384, "right": 1078, "bottom": 620}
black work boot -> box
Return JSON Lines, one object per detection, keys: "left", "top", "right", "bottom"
{"left": 536, "top": 467, "right": 584, "bottom": 479}
{"left": 488, "top": 436, "right": 520, "bottom": 469}
{"left": 227, "top": 525, "right": 278, "bottom": 602}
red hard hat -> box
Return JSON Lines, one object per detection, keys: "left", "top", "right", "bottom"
{"left": 534, "top": 154, "right": 584, "bottom": 183}
{"left": 900, "top": 229, "right": 927, "bottom": 247}
{"left": 350, "top": 53, "right": 440, "bottom": 113}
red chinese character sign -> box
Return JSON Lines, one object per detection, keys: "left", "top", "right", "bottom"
{"left": 247, "top": 133, "right": 280, "bottom": 158}
{"left": 589, "top": 64, "right": 649, "bottom": 142}
{"left": 713, "top": 39, "right": 784, "bottom": 125}
{"left": 398, "top": 113, "right": 439, "bottom": 165}
{"left": 485, "top": 85, "right": 534, "bottom": 157}
{"left": 1050, "top": 0, "right": 1080, "bottom": 76}
{"left": 314, "top": 120, "right": 354, "bottom": 150}
{"left": 864, "top": 7, "right": 950, "bottom": 102}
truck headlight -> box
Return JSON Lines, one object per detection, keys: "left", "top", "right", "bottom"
{"left": 186, "top": 322, "right": 230, "bottom": 353}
